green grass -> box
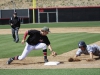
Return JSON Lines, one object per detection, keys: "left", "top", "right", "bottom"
{"left": 0, "top": 21, "right": 100, "bottom": 74}
{"left": 0, "top": 69, "right": 100, "bottom": 75}
{"left": 1, "top": 21, "right": 100, "bottom": 29}
{"left": 0, "top": 33, "right": 100, "bottom": 58}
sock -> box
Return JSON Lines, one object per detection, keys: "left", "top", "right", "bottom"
{"left": 43, "top": 49, "right": 47, "bottom": 59}
{"left": 12, "top": 56, "right": 19, "bottom": 60}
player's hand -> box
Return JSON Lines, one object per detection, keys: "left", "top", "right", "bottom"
{"left": 50, "top": 51, "right": 57, "bottom": 57}
{"left": 21, "top": 40, "right": 25, "bottom": 44}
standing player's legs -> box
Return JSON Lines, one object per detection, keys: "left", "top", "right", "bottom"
{"left": 11, "top": 28, "right": 16, "bottom": 41}
{"left": 15, "top": 27, "right": 19, "bottom": 43}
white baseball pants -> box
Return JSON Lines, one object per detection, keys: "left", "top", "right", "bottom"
{"left": 18, "top": 42, "right": 47, "bottom": 60}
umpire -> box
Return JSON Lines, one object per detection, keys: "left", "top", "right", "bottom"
{"left": 9, "top": 12, "right": 21, "bottom": 43}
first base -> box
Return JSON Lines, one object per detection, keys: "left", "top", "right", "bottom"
{"left": 44, "top": 61, "right": 60, "bottom": 65}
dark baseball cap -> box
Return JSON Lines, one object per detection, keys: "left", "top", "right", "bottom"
{"left": 41, "top": 26, "right": 50, "bottom": 32}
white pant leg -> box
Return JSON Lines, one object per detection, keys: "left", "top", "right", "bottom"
{"left": 18, "top": 43, "right": 47, "bottom": 60}
{"left": 34, "top": 43, "right": 47, "bottom": 50}
{"left": 18, "top": 43, "right": 35, "bottom": 60}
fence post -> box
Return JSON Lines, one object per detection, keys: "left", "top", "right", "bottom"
{"left": 56, "top": 8, "right": 58, "bottom": 23}
{"left": 47, "top": 12, "right": 49, "bottom": 23}
{"left": 38, "top": 8, "right": 40, "bottom": 23}
{"left": 28, "top": 9, "right": 30, "bottom": 23}
{"left": 11, "top": 0, "right": 16, "bottom": 12}
{"left": 0, "top": 10, "right": 1, "bottom": 18}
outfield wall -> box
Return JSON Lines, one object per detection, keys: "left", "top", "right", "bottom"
{"left": 0, "top": 9, "right": 30, "bottom": 25}
{"left": 0, "top": 6, "right": 100, "bottom": 25}
{"left": 32, "top": 6, "right": 100, "bottom": 23}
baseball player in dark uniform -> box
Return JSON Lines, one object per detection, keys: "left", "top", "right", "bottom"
{"left": 9, "top": 12, "right": 20, "bottom": 43}
{"left": 7, "top": 26, "right": 57, "bottom": 65}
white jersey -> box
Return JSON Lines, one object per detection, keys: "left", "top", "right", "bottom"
{"left": 76, "top": 44, "right": 100, "bottom": 56}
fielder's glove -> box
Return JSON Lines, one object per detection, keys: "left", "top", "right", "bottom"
{"left": 68, "top": 57, "right": 81, "bottom": 62}
{"left": 68, "top": 57, "right": 74, "bottom": 62}
{"left": 50, "top": 51, "right": 57, "bottom": 57}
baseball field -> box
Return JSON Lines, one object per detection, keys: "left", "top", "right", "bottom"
{"left": 0, "top": 21, "right": 100, "bottom": 75}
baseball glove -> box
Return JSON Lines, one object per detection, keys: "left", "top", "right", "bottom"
{"left": 50, "top": 51, "right": 57, "bottom": 57}
{"left": 68, "top": 57, "right": 81, "bottom": 62}
{"left": 68, "top": 57, "right": 74, "bottom": 62}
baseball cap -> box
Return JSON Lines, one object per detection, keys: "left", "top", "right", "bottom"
{"left": 41, "top": 26, "right": 50, "bottom": 32}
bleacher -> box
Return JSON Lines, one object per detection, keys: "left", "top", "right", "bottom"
{"left": 37, "top": 0, "right": 100, "bottom": 8}
{"left": 0, "top": 0, "right": 100, "bottom": 9}
{"left": 0, "top": 0, "right": 32, "bottom": 9}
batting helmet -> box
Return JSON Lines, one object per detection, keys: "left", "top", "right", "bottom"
{"left": 78, "top": 41, "right": 86, "bottom": 48}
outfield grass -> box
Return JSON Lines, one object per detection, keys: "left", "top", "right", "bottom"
{"left": 0, "top": 21, "right": 100, "bottom": 29}
{"left": 0, "top": 33, "right": 100, "bottom": 58}
{"left": 0, "top": 69, "right": 100, "bottom": 75}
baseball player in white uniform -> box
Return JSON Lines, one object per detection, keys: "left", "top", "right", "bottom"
{"left": 74, "top": 41, "right": 100, "bottom": 61}
{"left": 7, "top": 26, "right": 57, "bottom": 65}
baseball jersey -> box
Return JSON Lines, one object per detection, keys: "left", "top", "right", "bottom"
{"left": 10, "top": 16, "right": 20, "bottom": 28}
{"left": 26, "top": 30, "right": 50, "bottom": 45}
{"left": 76, "top": 44, "right": 100, "bottom": 56}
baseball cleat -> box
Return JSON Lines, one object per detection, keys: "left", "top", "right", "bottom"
{"left": 44, "top": 59, "right": 48, "bottom": 63}
{"left": 7, "top": 58, "right": 13, "bottom": 65}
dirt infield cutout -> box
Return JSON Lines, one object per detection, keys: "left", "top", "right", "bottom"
{"left": 1, "top": 27, "right": 100, "bottom": 34}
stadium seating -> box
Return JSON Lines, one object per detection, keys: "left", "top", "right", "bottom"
{"left": 0, "top": 0, "right": 32, "bottom": 9}
{"left": 37, "top": 0, "right": 100, "bottom": 8}
{"left": 0, "top": 0, "right": 100, "bottom": 9}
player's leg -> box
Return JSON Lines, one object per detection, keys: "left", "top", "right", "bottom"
{"left": 18, "top": 43, "right": 35, "bottom": 60}
{"left": 11, "top": 28, "right": 16, "bottom": 41}
{"left": 43, "top": 49, "right": 48, "bottom": 62}
{"left": 34, "top": 43, "right": 48, "bottom": 62}
{"left": 15, "top": 27, "right": 19, "bottom": 43}
{"left": 7, "top": 43, "right": 35, "bottom": 64}
{"left": 94, "top": 45, "right": 100, "bottom": 57}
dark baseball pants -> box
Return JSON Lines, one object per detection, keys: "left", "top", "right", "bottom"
{"left": 11, "top": 27, "right": 19, "bottom": 43}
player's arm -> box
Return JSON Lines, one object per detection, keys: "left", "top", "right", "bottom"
{"left": 9, "top": 17, "right": 13, "bottom": 26}
{"left": 48, "top": 44, "right": 57, "bottom": 56}
{"left": 45, "top": 37, "right": 53, "bottom": 52}
{"left": 48, "top": 45, "right": 53, "bottom": 52}
{"left": 18, "top": 17, "right": 21, "bottom": 28}
{"left": 86, "top": 52, "right": 94, "bottom": 61}
{"left": 89, "top": 52, "right": 93, "bottom": 59}
{"left": 21, "top": 31, "right": 28, "bottom": 44}
{"left": 45, "top": 37, "right": 57, "bottom": 56}
{"left": 74, "top": 49, "right": 82, "bottom": 58}
{"left": 74, "top": 54, "right": 79, "bottom": 58}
